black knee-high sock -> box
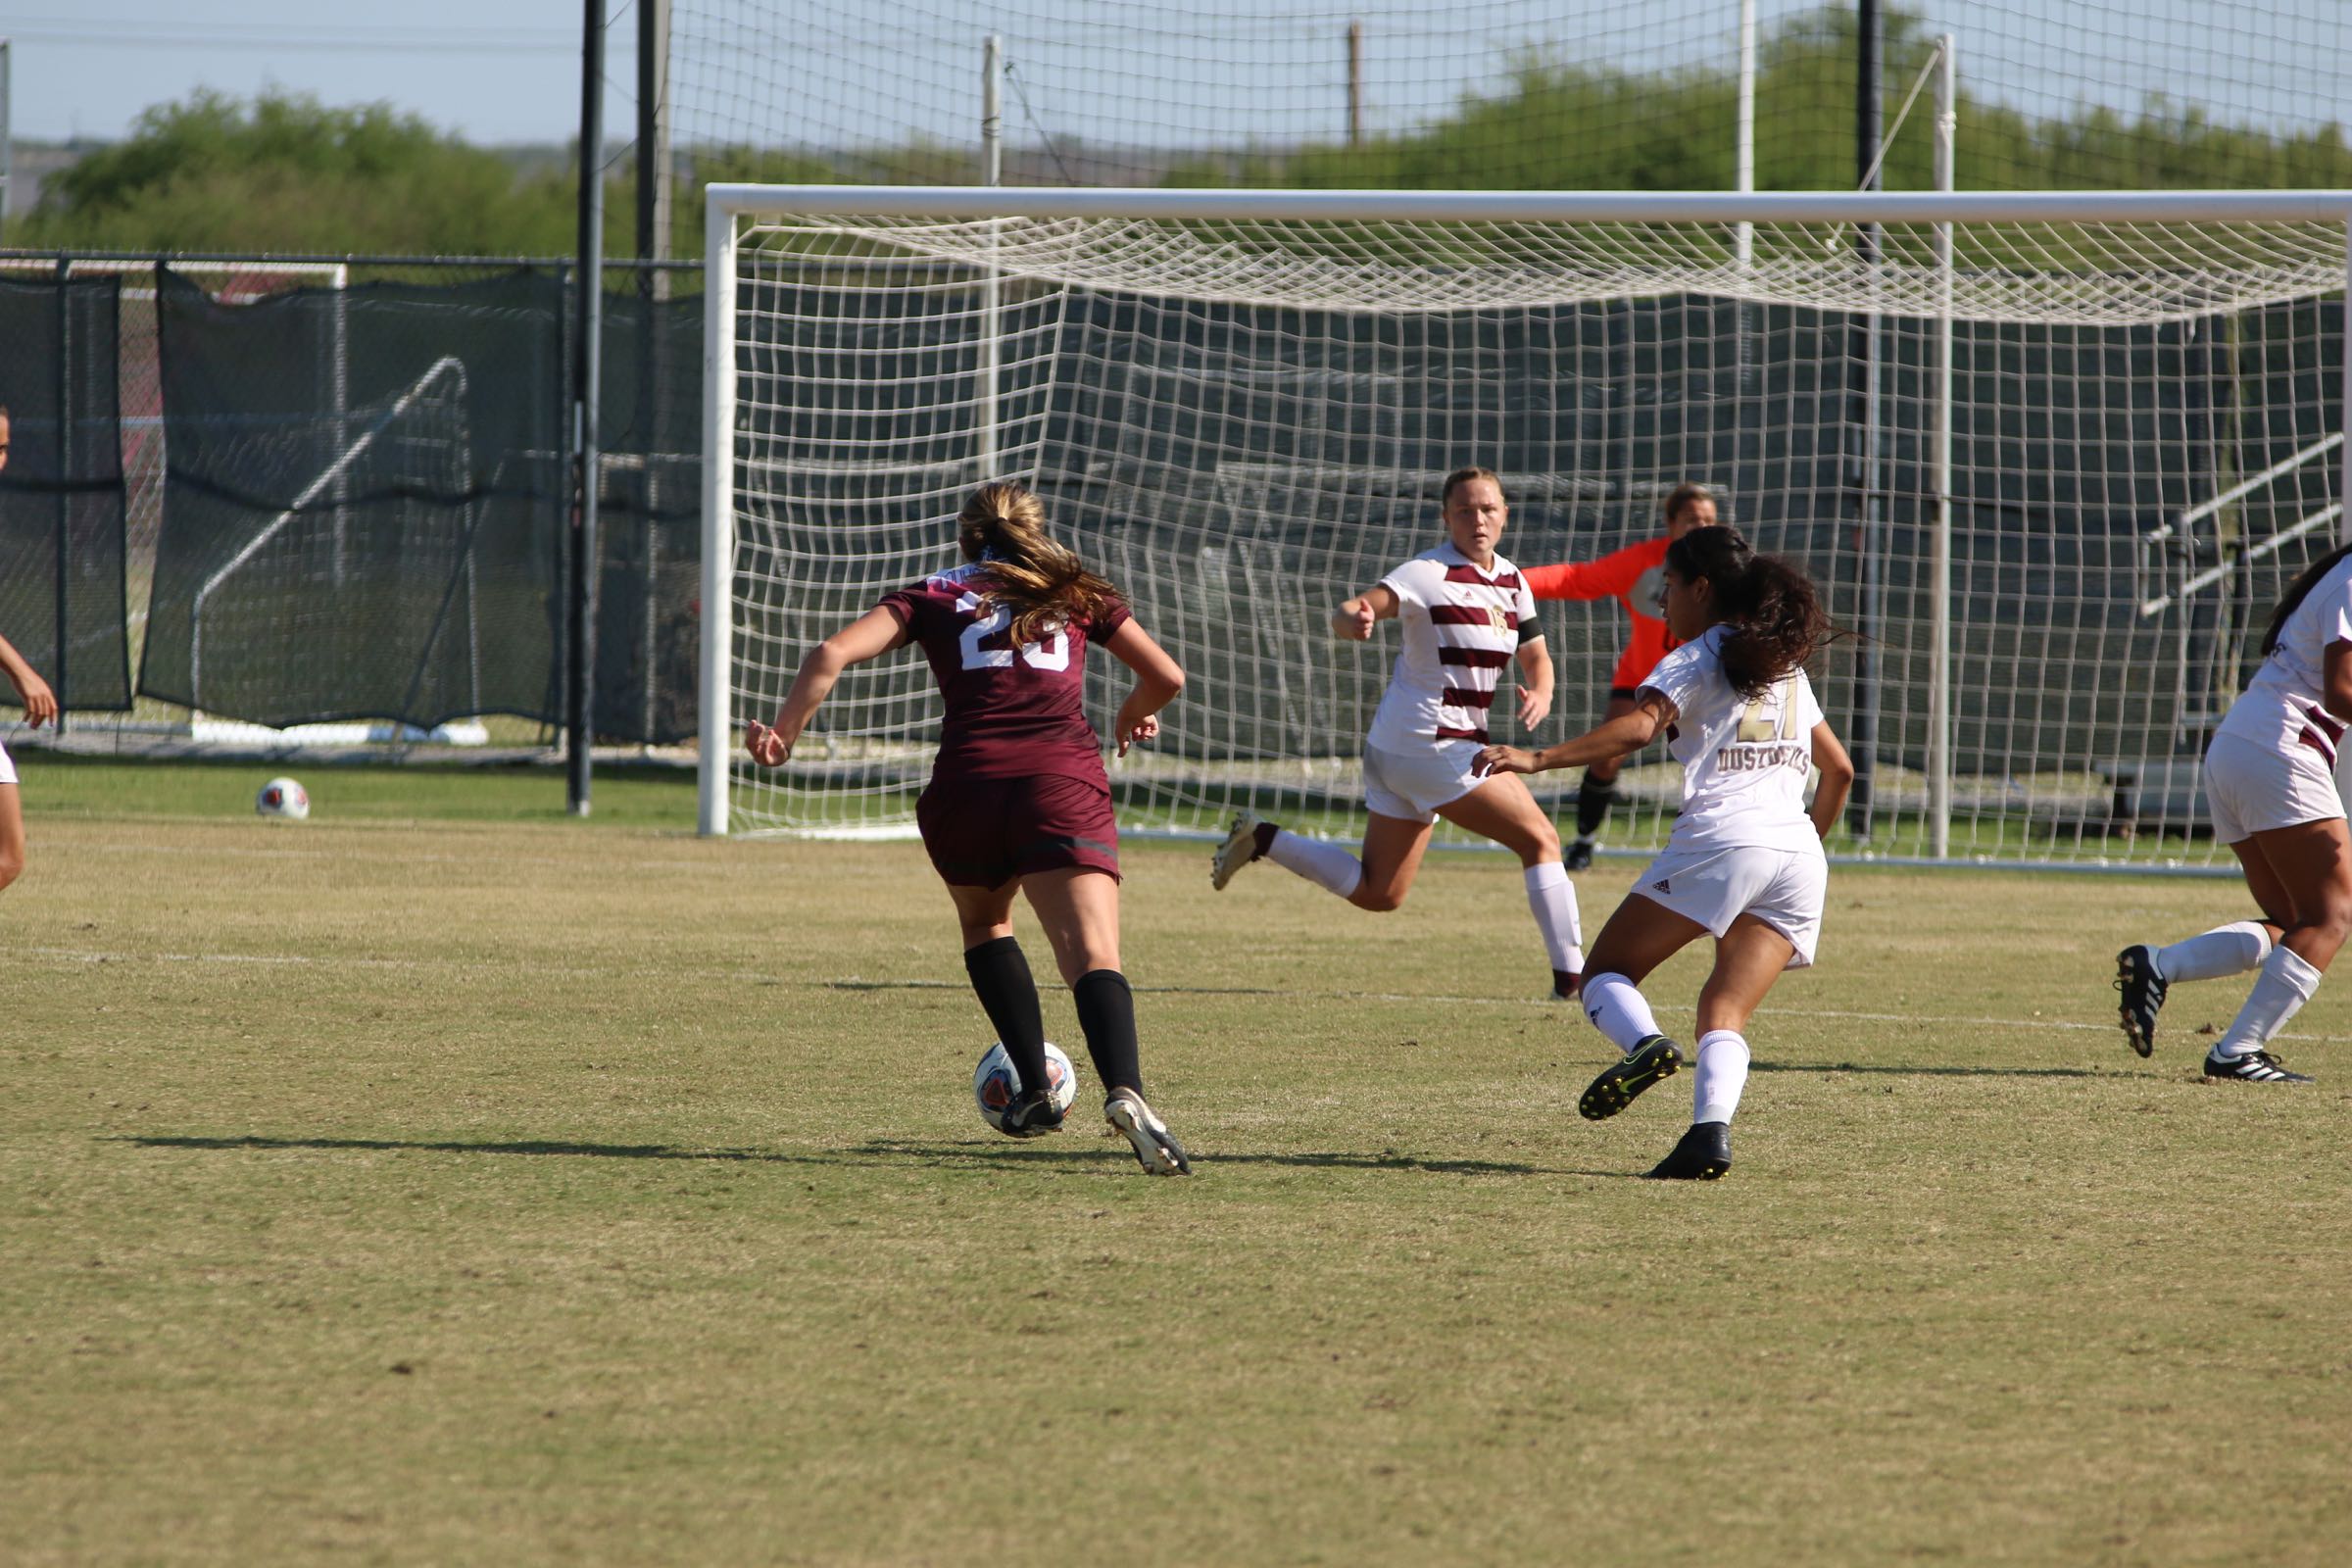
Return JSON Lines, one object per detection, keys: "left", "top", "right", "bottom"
{"left": 1576, "top": 771, "right": 1618, "bottom": 839}
{"left": 1072, "top": 968, "right": 1144, "bottom": 1097}
{"left": 964, "top": 936, "right": 1049, "bottom": 1095}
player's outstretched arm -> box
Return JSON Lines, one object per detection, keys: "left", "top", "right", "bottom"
{"left": 1806, "top": 720, "right": 1854, "bottom": 840}
{"left": 0, "top": 630, "right": 57, "bottom": 727}
{"left": 1521, "top": 543, "right": 1651, "bottom": 603}
{"left": 1331, "top": 584, "right": 1399, "bottom": 641}
{"left": 745, "top": 607, "right": 908, "bottom": 766}
{"left": 1512, "top": 635, "right": 1553, "bottom": 730}
{"left": 1102, "top": 618, "right": 1185, "bottom": 757}
{"left": 1477, "top": 692, "right": 1671, "bottom": 777}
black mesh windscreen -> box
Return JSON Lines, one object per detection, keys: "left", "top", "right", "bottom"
{"left": 0, "top": 272, "right": 132, "bottom": 711}
{"left": 593, "top": 288, "right": 704, "bottom": 746}
{"left": 142, "top": 267, "right": 568, "bottom": 731}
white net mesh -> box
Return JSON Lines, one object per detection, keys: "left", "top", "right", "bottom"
{"left": 713, "top": 197, "right": 2348, "bottom": 866}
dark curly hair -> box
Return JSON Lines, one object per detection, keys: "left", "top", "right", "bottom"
{"left": 1663, "top": 525, "right": 1841, "bottom": 699}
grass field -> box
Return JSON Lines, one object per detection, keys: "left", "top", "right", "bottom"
{"left": 4, "top": 760, "right": 2348, "bottom": 1565}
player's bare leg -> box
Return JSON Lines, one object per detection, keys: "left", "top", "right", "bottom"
{"left": 1637, "top": 914, "right": 1790, "bottom": 1180}
{"left": 0, "top": 783, "right": 24, "bottom": 895}
{"left": 2203, "top": 818, "right": 2351, "bottom": 1083}
{"left": 945, "top": 879, "right": 1061, "bottom": 1132}
{"left": 1348, "top": 811, "right": 1436, "bottom": 912}
{"left": 1575, "top": 894, "right": 1711, "bottom": 1121}
{"left": 1022, "top": 868, "right": 1189, "bottom": 1171}
{"left": 1437, "top": 773, "right": 1583, "bottom": 996}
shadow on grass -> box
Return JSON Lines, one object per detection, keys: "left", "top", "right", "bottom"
{"left": 118, "top": 1133, "right": 1594, "bottom": 1177}
{"left": 1749, "top": 1061, "right": 2111, "bottom": 1079}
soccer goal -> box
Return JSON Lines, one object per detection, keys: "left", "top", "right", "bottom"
{"left": 700, "top": 185, "right": 2352, "bottom": 869}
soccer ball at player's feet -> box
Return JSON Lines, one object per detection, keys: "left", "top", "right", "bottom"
{"left": 974, "top": 1042, "right": 1079, "bottom": 1136}
{"left": 256, "top": 776, "right": 310, "bottom": 821}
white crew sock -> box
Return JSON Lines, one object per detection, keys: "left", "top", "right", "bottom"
{"left": 1523, "top": 861, "right": 1585, "bottom": 975}
{"left": 1264, "top": 828, "right": 1364, "bottom": 901}
{"left": 2214, "top": 945, "right": 2324, "bottom": 1059}
{"left": 1582, "top": 971, "right": 1661, "bottom": 1054}
{"left": 2153, "top": 920, "right": 2273, "bottom": 984}
{"left": 1692, "top": 1029, "right": 1751, "bottom": 1125}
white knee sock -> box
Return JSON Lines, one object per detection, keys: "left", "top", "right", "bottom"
{"left": 1264, "top": 829, "right": 1364, "bottom": 901}
{"left": 1523, "top": 861, "right": 1584, "bottom": 974}
{"left": 1582, "top": 971, "right": 1661, "bottom": 1054}
{"left": 2153, "top": 920, "right": 2272, "bottom": 983}
{"left": 1692, "top": 1029, "right": 1750, "bottom": 1125}
{"left": 2214, "top": 945, "right": 2324, "bottom": 1059}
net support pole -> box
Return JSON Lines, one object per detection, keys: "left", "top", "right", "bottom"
{"left": 1735, "top": 0, "right": 1755, "bottom": 270}
{"left": 567, "top": 0, "right": 606, "bottom": 816}
{"left": 1928, "top": 34, "right": 1956, "bottom": 858}
{"left": 698, "top": 206, "right": 738, "bottom": 836}
{"left": 2342, "top": 220, "right": 2352, "bottom": 548}
{"left": 51, "top": 251, "right": 68, "bottom": 725}
{"left": 1846, "top": 0, "right": 1884, "bottom": 841}
{"left": 977, "top": 35, "right": 1004, "bottom": 479}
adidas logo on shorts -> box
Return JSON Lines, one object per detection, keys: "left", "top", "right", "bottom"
{"left": 1651, "top": 877, "right": 1671, "bottom": 893}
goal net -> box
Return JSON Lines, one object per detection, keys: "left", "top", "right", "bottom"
{"left": 701, "top": 187, "right": 2351, "bottom": 867}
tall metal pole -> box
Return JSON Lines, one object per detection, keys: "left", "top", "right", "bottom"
{"left": 1929, "top": 34, "right": 1955, "bottom": 858}
{"left": 52, "top": 252, "right": 70, "bottom": 726}
{"left": 2341, "top": 222, "right": 2352, "bottom": 549}
{"left": 568, "top": 0, "right": 607, "bottom": 815}
{"left": 976, "top": 35, "right": 1003, "bottom": 479}
{"left": 1348, "top": 20, "right": 1365, "bottom": 148}
{"left": 635, "top": 0, "right": 672, "bottom": 737}
{"left": 637, "top": 0, "right": 672, "bottom": 301}
{"left": 1846, "top": 0, "right": 1883, "bottom": 841}
{"left": 2, "top": 41, "right": 14, "bottom": 241}
{"left": 698, "top": 198, "right": 738, "bottom": 837}
{"left": 1735, "top": 0, "right": 1754, "bottom": 269}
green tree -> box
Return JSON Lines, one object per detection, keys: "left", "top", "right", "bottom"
{"left": 21, "top": 90, "right": 583, "bottom": 254}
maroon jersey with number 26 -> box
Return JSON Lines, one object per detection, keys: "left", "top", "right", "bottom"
{"left": 877, "top": 561, "right": 1132, "bottom": 782}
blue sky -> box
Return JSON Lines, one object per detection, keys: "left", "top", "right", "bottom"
{"left": 7, "top": 2, "right": 635, "bottom": 143}
{"left": 8, "top": 1, "right": 2345, "bottom": 151}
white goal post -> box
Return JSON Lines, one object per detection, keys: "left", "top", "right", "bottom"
{"left": 700, "top": 184, "right": 2352, "bottom": 868}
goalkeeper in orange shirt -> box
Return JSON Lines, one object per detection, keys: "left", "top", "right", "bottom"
{"left": 1521, "top": 482, "right": 1718, "bottom": 869}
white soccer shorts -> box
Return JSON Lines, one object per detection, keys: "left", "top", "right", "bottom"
{"left": 2203, "top": 731, "right": 2345, "bottom": 845}
{"left": 0, "top": 739, "right": 15, "bottom": 786}
{"left": 1633, "top": 839, "right": 1827, "bottom": 969}
{"left": 1361, "top": 738, "right": 1487, "bottom": 825}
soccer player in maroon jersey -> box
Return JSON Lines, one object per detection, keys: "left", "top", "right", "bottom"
{"left": 1520, "top": 482, "right": 1719, "bottom": 868}
{"left": 746, "top": 482, "right": 1193, "bottom": 1173}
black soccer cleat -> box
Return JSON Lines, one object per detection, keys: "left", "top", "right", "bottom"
{"left": 2114, "top": 944, "right": 2168, "bottom": 1058}
{"left": 2202, "top": 1049, "right": 2314, "bottom": 1085}
{"left": 1578, "top": 1034, "right": 1683, "bottom": 1121}
{"left": 1563, "top": 838, "right": 1596, "bottom": 873}
{"left": 1644, "top": 1119, "right": 1732, "bottom": 1180}
{"left": 1000, "top": 1088, "right": 1067, "bottom": 1138}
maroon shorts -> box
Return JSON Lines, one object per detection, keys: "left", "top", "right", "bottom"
{"left": 916, "top": 771, "right": 1121, "bottom": 888}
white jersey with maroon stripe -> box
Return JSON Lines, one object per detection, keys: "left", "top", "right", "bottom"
{"left": 1368, "top": 541, "right": 1540, "bottom": 751}
{"left": 2215, "top": 553, "right": 2352, "bottom": 768}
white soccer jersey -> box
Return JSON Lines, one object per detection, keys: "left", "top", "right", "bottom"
{"left": 2215, "top": 553, "right": 2352, "bottom": 769}
{"left": 1640, "top": 623, "right": 1825, "bottom": 850}
{"left": 1367, "top": 542, "right": 1541, "bottom": 750}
